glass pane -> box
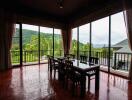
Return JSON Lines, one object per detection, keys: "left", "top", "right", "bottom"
{"left": 111, "top": 12, "right": 128, "bottom": 72}
{"left": 11, "top": 24, "right": 20, "bottom": 65}
{"left": 70, "top": 28, "right": 77, "bottom": 58}
{"left": 79, "top": 24, "right": 90, "bottom": 58}
{"left": 40, "top": 27, "right": 53, "bottom": 63}
{"left": 22, "top": 24, "right": 39, "bottom": 65}
{"left": 54, "top": 29, "right": 63, "bottom": 57}
{"left": 92, "top": 17, "right": 109, "bottom": 67}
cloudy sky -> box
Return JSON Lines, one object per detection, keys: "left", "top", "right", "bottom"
{"left": 17, "top": 11, "right": 127, "bottom": 46}
{"left": 72, "top": 12, "right": 127, "bottom": 46}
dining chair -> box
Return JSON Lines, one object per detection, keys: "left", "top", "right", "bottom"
{"left": 89, "top": 57, "right": 99, "bottom": 65}
{"left": 70, "top": 54, "right": 75, "bottom": 59}
{"left": 49, "top": 57, "right": 59, "bottom": 78}
{"left": 65, "top": 60, "right": 81, "bottom": 96}
{"left": 57, "top": 58, "right": 66, "bottom": 84}
{"left": 65, "top": 53, "right": 75, "bottom": 59}
{"left": 86, "top": 56, "right": 99, "bottom": 90}
{"left": 48, "top": 55, "right": 53, "bottom": 71}
{"left": 80, "top": 55, "right": 87, "bottom": 63}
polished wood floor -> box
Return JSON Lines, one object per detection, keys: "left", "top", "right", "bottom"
{"left": 0, "top": 64, "right": 132, "bottom": 100}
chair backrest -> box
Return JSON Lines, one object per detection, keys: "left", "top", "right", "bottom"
{"left": 65, "top": 53, "right": 75, "bottom": 59}
{"left": 50, "top": 57, "right": 56, "bottom": 68}
{"left": 58, "top": 58, "right": 65, "bottom": 71}
{"left": 65, "top": 60, "right": 74, "bottom": 77}
{"left": 70, "top": 54, "right": 75, "bottom": 59}
{"left": 48, "top": 56, "right": 53, "bottom": 66}
{"left": 89, "top": 57, "right": 99, "bottom": 64}
{"left": 80, "top": 55, "right": 87, "bottom": 63}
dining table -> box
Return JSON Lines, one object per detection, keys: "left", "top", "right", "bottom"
{"left": 55, "top": 58, "right": 100, "bottom": 97}
{"left": 72, "top": 59, "right": 100, "bottom": 97}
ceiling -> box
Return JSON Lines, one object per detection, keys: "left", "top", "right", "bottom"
{"left": 2, "top": 0, "right": 123, "bottom": 26}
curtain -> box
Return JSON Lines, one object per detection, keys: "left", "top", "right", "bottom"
{"left": 61, "top": 29, "right": 72, "bottom": 56}
{"left": 0, "top": 9, "right": 15, "bottom": 70}
{"left": 67, "top": 29, "right": 72, "bottom": 54}
{"left": 123, "top": 0, "right": 132, "bottom": 81}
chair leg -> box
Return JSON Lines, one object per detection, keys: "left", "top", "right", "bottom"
{"left": 65, "top": 78, "right": 68, "bottom": 89}
{"left": 88, "top": 76, "right": 90, "bottom": 91}
{"left": 72, "top": 82, "right": 75, "bottom": 96}
{"left": 48, "top": 62, "right": 49, "bottom": 71}
{"left": 54, "top": 69, "right": 56, "bottom": 78}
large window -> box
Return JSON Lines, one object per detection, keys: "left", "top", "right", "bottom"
{"left": 11, "top": 24, "right": 20, "bottom": 65}
{"left": 54, "top": 29, "right": 63, "bottom": 57}
{"left": 10, "top": 11, "right": 129, "bottom": 74}
{"left": 11, "top": 24, "right": 64, "bottom": 65}
{"left": 92, "top": 17, "right": 109, "bottom": 66}
{"left": 111, "top": 12, "right": 128, "bottom": 71}
{"left": 70, "top": 28, "right": 77, "bottom": 58}
{"left": 40, "top": 27, "right": 53, "bottom": 63}
{"left": 79, "top": 24, "right": 90, "bottom": 58}
{"left": 22, "top": 24, "right": 39, "bottom": 65}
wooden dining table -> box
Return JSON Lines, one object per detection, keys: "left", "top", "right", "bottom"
{"left": 72, "top": 60, "right": 100, "bottom": 97}
{"left": 55, "top": 58, "right": 100, "bottom": 97}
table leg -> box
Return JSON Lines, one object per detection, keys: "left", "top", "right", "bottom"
{"left": 95, "top": 68, "right": 100, "bottom": 90}
{"left": 80, "top": 74, "right": 86, "bottom": 97}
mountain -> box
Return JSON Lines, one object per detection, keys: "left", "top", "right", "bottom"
{"left": 93, "top": 44, "right": 105, "bottom": 48}
{"left": 14, "top": 28, "right": 61, "bottom": 44}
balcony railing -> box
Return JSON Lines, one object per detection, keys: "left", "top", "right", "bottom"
{"left": 11, "top": 50, "right": 64, "bottom": 65}
{"left": 70, "top": 50, "right": 132, "bottom": 72}
{"left": 11, "top": 50, "right": 132, "bottom": 72}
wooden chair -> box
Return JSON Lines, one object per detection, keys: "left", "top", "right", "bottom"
{"left": 86, "top": 57, "right": 99, "bottom": 90}
{"left": 49, "top": 57, "right": 59, "bottom": 78}
{"left": 47, "top": 55, "right": 53, "bottom": 71}
{"left": 89, "top": 57, "right": 99, "bottom": 65}
{"left": 80, "top": 55, "right": 87, "bottom": 63}
{"left": 69, "top": 54, "right": 75, "bottom": 59}
{"left": 65, "top": 53, "right": 75, "bottom": 59}
{"left": 58, "top": 58, "right": 66, "bottom": 83}
{"left": 65, "top": 60, "right": 81, "bottom": 96}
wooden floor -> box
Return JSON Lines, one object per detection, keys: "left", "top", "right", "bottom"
{"left": 0, "top": 64, "right": 132, "bottom": 100}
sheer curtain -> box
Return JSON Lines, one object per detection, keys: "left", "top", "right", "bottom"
{"left": 0, "top": 9, "right": 15, "bottom": 70}
{"left": 61, "top": 29, "right": 72, "bottom": 55}
{"left": 123, "top": 1, "right": 132, "bottom": 81}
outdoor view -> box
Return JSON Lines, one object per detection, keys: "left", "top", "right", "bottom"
{"left": 70, "top": 28, "right": 77, "bottom": 57}
{"left": 11, "top": 24, "right": 20, "bottom": 65}
{"left": 11, "top": 12, "right": 131, "bottom": 72}
{"left": 70, "top": 12, "right": 130, "bottom": 72}
{"left": 79, "top": 24, "right": 90, "bottom": 57}
{"left": 91, "top": 17, "right": 109, "bottom": 66}
{"left": 11, "top": 24, "right": 63, "bottom": 65}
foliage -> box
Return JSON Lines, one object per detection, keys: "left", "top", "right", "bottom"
{"left": 11, "top": 28, "right": 113, "bottom": 63}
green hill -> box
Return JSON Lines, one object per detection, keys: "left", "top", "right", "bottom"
{"left": 14, "top": 28, "right": 61, "bottom": 45}
{"left": 12, "top": 28, "right": 91, "bottom": 52}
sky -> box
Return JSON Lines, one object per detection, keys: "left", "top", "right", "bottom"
{"left": 72, "top": 12, "right": 127, "bottom": 45}
{"left": 16, "top": 25, "right": 61, "bottom": 34}
{"left": 16, "top": 12, "right": 127, "bottom": 46}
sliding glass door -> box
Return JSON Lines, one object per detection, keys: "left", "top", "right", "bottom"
{"left": 79, "top": 24, "right": 90, "bottom": 58}
{"left": 54, "top": 29, "right": 63, "bottom": 57}
{"left": 11, "top": 24, "right": 20, "bottom": 66}
{"left": 40, "top": 27, "right": 53, "bottom": 63}
{"left": 70, "top": 28, "right": 78, "bottom": 58}
{"left": 91, "top": 17, "right": 109, "bottom": 68}
{"left": 22, "top": 24, "right": 39, "bottom": 65}
{"left": 111, "top": 12, "right": 128, "bottom": 71}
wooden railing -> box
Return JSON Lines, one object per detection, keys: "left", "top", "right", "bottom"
{"left": 11, "top": 50, "right": 132, "bottom": 71}
{"left": 11, "top": 50, "right": 63, "bottom": 64}
{"left": 70, "top": 50, "right": 132, "bottom": 71}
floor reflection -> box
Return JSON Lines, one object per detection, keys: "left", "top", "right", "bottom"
{"left": 0, "top": 64, "right": 131, "bottom": 100}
